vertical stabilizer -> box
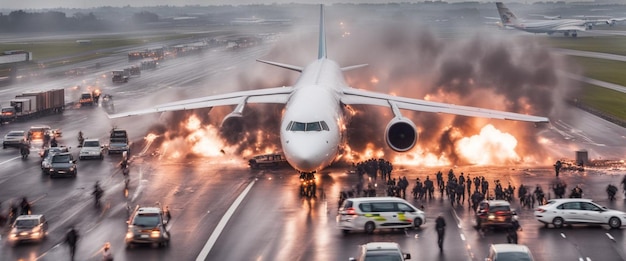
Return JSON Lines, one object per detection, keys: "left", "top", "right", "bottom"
{"left": 496, "top": 2, "right": 518, "bottom": 25}
{"left": 318, "top": 5, "right": 327, "bottom": 60}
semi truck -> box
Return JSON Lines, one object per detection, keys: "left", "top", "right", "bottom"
{"left": 8, "top": 89, "right": 65, "bottom": 120}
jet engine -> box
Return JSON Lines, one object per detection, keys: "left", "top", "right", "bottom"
{"left": 220, "top": 112, "right": 245, "bottom": 144}
{"left": 384, "top": 117, "right": 418, "bottom": 152}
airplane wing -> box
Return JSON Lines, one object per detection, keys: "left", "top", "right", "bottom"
{"left": 340, "top": 87, "right": 549, "bottom": 123}
{"left": 108, "top": 86, "right": 294, "bottom": 118}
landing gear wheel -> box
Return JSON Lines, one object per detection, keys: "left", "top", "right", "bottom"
{"left": 552, "top": 217, "right": 564, "bottom": 228}
{"left": 364, "top": 222, "right": 375, "bottom": 234}
{"left": 609, "top": 217, "right": 622, "bottom": 229}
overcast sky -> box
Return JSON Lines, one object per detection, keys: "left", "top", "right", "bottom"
{"left": 3, "top": 0, "right": 398, "bottom": 10}
{"left": 1, "top": 0, "right": 592, "bottom": 10}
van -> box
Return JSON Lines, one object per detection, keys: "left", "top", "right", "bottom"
{"left": 337, "top": 197, "right": 425, "bottom": 234}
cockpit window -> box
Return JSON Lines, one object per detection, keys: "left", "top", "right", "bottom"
{"left": 320, "top": 121, "right": 329, "bottom": 131}
{"left": 291, "top": 122, "right": 306, "bottom": 131}
{"left": 306, "top": 122, "right": 321, "bottom": 131}
{"left": 288, "top": 121, "right": 330, "bottom": 132}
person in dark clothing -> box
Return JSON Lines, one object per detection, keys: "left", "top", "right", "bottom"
{"left": 507, "top": 217, "right": 522, "bottom": 244}
{"left": 164, "top": 206, "right": 172, "bottom": 224}
{"left": 20, "top": 197, "right": 30, "bottom": 215}
{"left": 554, "top": 160, "right": 562, "bottom": 177}
{"left": 66, "top": 227, "right": 79, "bottom": 260}
{"left": 435, "top": 215, "right": 446, "bottom": 252}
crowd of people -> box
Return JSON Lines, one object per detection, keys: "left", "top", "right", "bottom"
{"left": 343, "top": 160, "right": 626, "bottom": 212}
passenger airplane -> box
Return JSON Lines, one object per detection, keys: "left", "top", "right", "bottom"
{"left": 110, "top": 5, "right": 549, "bottom": 173}
{"left": 496, "top": 2, "right": 595, "bottom": 37}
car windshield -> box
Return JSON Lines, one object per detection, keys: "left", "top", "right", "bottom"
{"left": 495, "top": 252, "right": 532, "bottom": 261}
{"left": 8, "top": 132, "right": 23, "bottom": 136}
{"left": 132, "top": 214, "right": 160, "bottom": 227}
{"left": 52, "top": 155, "right": 71, "bottom": 163}
{"left": 15, "top": 219, "right": 37, "bottom": 228}
{"left": 489, "top": 206, "right": 510, "bottom": 212}
{"left": 84, "top": 141, "right": 99, "bottom": 147}
{"left": 365, "top": 252, "right": 403, "bottom": 261}
{"left": 110, "top": 138, "right": 127, "bottom": 144}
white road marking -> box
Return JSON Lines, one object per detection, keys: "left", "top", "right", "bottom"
{"left": 0, "top": 156, "right": 20, "bottom": 166}
{"left": 606, "top": 233, "right": 615, "bottom": 241}
{"left": 195, "top": 180, "right": 256, "bottom": 261}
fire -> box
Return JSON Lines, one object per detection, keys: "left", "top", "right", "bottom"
{"left": 148, "top": 113, "right": 279, "bottom": 161}
{"left": 455, "top": 124, "right": 520, "bottom": 165}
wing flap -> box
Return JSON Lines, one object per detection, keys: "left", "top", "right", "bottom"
{"left": 341, "top": 88, "right": 549, "bottom": 123}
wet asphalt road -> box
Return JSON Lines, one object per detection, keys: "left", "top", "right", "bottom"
{"left": 0, "top": 27, "right": 626, "bottom": 261}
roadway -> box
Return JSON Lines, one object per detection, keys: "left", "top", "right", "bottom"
{"left": 0, "top": 25, "right": 625, "bottom": 261}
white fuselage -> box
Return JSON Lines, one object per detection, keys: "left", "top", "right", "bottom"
{"left": 511, "top": 19, "right": 587, "bottom": 34}
{"left": 280, "top": 58, "right": 344, "bottom": 172}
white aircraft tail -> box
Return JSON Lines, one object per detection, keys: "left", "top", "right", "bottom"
{"left": 496, "top": 2, "right": 519, "bottom": 26}
{"left": 258, "top": 5, "right": 367, "bottom": 72}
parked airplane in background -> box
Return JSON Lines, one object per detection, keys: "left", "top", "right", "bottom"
{"left": 495, "top": 2, "right": 598, "bottom": 37}
{"left": 111, "top": 5, "right": 549, "bottom": 173}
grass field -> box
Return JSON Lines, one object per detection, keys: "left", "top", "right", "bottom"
{"left": 0, "top": 34, "right": 203, "bottom": 62}
{"left": 570, "top": 56, "right": 626, "bottom": 86}
{"left": 580, "top": 84, "right": 626, "bottom": 121}
{"left": 543, "top": 35, "right": 626, "bottom": 56}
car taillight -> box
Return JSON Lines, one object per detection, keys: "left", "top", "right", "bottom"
{"left": 536, "top": 208, "right": 546, "bottom": 213}
{"left": 346, "top": 207, "right": 356, "bottom": 215}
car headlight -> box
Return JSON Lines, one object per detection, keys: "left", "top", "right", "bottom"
{"left": 150, "top": 230, "right": 161, "bottom": 238}
{"left": 70, "top": 166, "right": 75, "bottom": 171}
{"left": 49, "top": 168, "right": 54, "bottom": 172}
{"left": 488, "top": 215, "right": 495, "bottom": 220}
{"left": 126, "top": 232, "right": 133, "bottom": 239}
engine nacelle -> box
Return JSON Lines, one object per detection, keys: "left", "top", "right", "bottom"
{"left": 385, "top": 117, "right": 418, "bottom": 152}
{"left": 220, "top": 112, "right": 244, "bottom": 144}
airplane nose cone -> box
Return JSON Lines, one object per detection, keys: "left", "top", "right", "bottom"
{"left": 284, "top": 135, "right": 328, "bottom": 172}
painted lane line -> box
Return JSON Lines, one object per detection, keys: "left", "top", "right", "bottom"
{"left": 195, "top": 180, "right": 256, "bottom": 261}
{"left": 0, "top": 156, "right": 20, "bottom": 166}
{"left": 606, "top": 233, "right": 615, "bottom": 241}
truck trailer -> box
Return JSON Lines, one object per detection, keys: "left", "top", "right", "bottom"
{"left": 8, "top": 89, "right": 64, "bottom": 120}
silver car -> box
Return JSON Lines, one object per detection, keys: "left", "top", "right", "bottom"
{"left": 41, "top": 147, "right": 70, "bottom": 174}
{"left": 8, "top": 215, "right": 49, "bottom": 246}
{"left": 3, "top": 130, "right": 26, "bottom": 149}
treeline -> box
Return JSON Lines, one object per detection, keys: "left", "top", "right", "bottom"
{"left": 0, "top": 10, "right": 160, "bottom": 32}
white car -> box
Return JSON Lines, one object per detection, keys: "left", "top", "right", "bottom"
{"left": 79, "top": 139, "right": 104, "bottom": 160}
{"left": 349, "top": 242, "right": 411, "bottom": 261}
{"left": 534, "top": 198, "right": 626, "bottom": 229}
{"left": 486, "top": 244, "right": 534, "bottom": 261}
{"left": 337, "top": 197, "right": 425, "bottom": 234}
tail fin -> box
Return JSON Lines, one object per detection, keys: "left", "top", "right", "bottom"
{"left": 318, "top": 5, "right": 327, "bottom": 60}
{"left": 496, "top": 2, "right": 518, "bottom": 26}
